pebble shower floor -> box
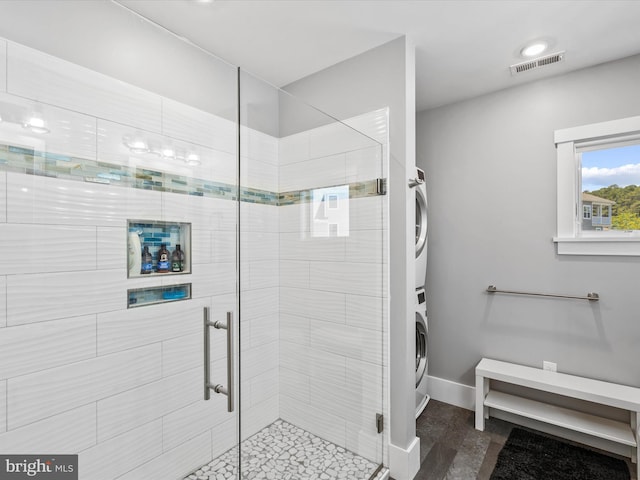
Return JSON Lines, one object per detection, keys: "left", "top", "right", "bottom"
{"left": 184, "top": 419, "right": 389, "bottom": 480}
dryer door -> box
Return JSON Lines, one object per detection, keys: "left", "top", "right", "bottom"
{"left": 415, "top": 312, "right": 428, "bottom": 387}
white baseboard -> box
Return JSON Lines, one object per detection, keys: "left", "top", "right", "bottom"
{"left": 426, "top": 375, "right": 475, "bottom": 410}
{"left": 388, "top": 436, "right": 420, "bottom": 480}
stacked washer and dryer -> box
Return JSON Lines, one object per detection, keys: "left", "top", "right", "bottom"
{"left": 413, "top": 167, "right": 430, "bottom": 418}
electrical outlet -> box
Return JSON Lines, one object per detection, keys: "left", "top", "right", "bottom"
{"left": 543, "top": 361, "right": 557, "bottom": 372}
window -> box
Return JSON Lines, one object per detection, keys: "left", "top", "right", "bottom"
{"left": 555, "top": 115, "right": 640, "bottom": 255}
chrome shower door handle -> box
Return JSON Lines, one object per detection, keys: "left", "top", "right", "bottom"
{"left": 203, "top": 308, "right": 234, "bottom": 413}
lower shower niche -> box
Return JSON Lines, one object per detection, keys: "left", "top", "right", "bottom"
{"left": 184, "top": 420, "right": 388, "bottom": 480}
{"left": 127, "top": 283, "right": 191, "bottom": 308}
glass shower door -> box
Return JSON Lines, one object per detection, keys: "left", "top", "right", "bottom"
{"left": 0, "top": 17, "right": 241, "bottom": 480}
{"left": 238, "top": 70, "right": 387, "bottom": 479}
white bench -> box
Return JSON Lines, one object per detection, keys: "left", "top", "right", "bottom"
{"left": 475, "top": 358, "right": 640, "bottom": 478}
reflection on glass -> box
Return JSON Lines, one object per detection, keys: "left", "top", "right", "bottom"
{"left": 311, "top": 185, "right": 349, "bottom": 237}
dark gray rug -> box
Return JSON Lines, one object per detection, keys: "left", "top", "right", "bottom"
{"left": 490, "top": 428, "right": 630, "bottom": 480}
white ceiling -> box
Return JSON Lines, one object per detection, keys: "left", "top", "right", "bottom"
{"left": 119, "top": 0, "right": 640, "bottom": 112}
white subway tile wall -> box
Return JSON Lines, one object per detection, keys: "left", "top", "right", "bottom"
{"left": 0, "top": 39, "right": 6, "bottom": 92}
{"left": 117, "top": 431, "right": 212, "bottom": 480}
{"left": 0, "top": 172, "right": 5, "bottom": 224}
{"left": 8, "top": 42, "right": 163, "bottom": 132}
{"left": 278, "top": 111, "right": 388, "bottom": 464}
{"left": 0, "top": 38, "right": 242, "bottom": 480}
{"left": 0, "top": 315, "right": 96, "bottom": 379}
{"left": 0, "top": 403, "right": 95, "bottom": 455}
{"left": 0, "top": 35, "right": 389, "bottom": 479}
{"left": 79, "top": 420, "right": 163, "bottom": 480}
{"left": 0, "top": 380, "right": 5, "bottom": 433}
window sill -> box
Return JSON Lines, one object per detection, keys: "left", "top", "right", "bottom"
{"left": 553, "top": 236, "right": 640, "bottom": 256}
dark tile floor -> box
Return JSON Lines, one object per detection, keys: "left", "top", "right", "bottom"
{"left": 403, "top": 399, "right": 637, "bottom": 480}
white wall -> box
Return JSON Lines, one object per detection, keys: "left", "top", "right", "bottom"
{"left": 417, "top": 54, "right": 640, "bottom": 392}
{"left": 284, "top": 36, "right": 418, "bottom": 479}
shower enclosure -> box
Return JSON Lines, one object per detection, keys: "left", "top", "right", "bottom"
{"left": 0, "top": 9, "right": 388, "bottom": 480}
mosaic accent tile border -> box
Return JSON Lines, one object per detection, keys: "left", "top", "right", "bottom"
{"left": 0, "top": 143, "right": 384, "bottom": 206}
{"left": 184, "top": 419, "right": 387, "bottom": 480}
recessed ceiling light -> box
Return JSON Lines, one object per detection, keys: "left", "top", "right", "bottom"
{"left": 521, "top": 41, "right": 548, "bottom": 58}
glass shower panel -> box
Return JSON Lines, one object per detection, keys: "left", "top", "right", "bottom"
{"left": 0, "top": 15, "right": 240, "bottom": 480}
{"left": 238, "top": 70, "right": 387, "bottom": 479}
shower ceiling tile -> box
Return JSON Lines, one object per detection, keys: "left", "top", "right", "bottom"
{"left": 79, "top": 420, "right": 162, "bottom": 480}
{"left": 0, "top": 315, "right": 96, "bottom": 379}
{"left": 117, "top": 431, "right": 211, "bottom": 480}
{"left": 0, "top": 403, "right": 95, "bottom": 455}
{"left": 8, "top": 42, "right": 162, "bottom": 133}
{"left": 7, "top": 343, "right": 161, "bottom": 429}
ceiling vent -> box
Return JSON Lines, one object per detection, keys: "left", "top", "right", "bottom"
{"left": 510, "top": 51, "right": 565, "bottom": 75}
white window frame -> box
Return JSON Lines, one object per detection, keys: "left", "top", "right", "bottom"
{"left": 554, "top": 115, "right": 640, "bottom": 255}
{"left": 582, "top": 204, "right": 592, "bottom": 220}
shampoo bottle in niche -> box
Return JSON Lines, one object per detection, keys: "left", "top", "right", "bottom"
{"left": 171, "top": 244, "right": 185, "bottom": 272}
{"left": 141, "top": 246, "right": 153, "bottom": 274}
{"left": 157, "top": 244, "right": 170, "bottom": 273}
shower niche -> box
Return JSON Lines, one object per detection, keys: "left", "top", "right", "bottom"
{"left": 127, "top": 219, "right": 192, "bottom": 278}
